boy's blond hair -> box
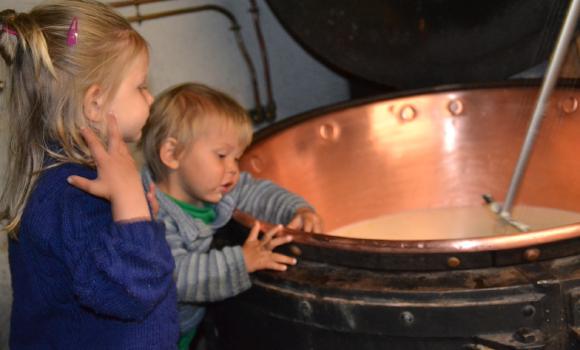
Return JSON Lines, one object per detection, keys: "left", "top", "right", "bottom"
{"left": 0, "top": 0, "right": 149, "bottom": 237}
{"left": 140, "top": 83, "right": 253, "bottom": 182}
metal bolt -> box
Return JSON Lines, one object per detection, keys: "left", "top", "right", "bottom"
{"left": 249, "top": 155, "right": 264, "bottom": 173}
{"left": 400, "top": 311, "right": 415, "bottom": 326}
{"left": 461, "top": 345, "right": 493, "bottom": 350}
{"left": 522, "top": 305, "right": 536, "bottom": 317}
{"left": 523, "top": 248, "right": 541, "bottom": 262}
{"left": 447, "top": 256, "right": 461, "bottom": 268}
{"left": 319, "top": 122, "right": 340, "bottom": 141}
{"left": 289, "top": 244, "right": 302, "bottom": 256}
{"left": 560, "top": 96, "right": 579, "bottom": 114}
{"left": 513, "top": 327, "right": 536, "bottom": 344}
{"left": 447, "top": 99, "right": 464, "bottom": 116}
{"left": 399, "top": 105, "right": 417, "bottom": 121}
{"left": 299, "top": 300, "right": 313, "bottom": 318}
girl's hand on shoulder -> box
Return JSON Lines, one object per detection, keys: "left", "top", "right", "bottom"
{"left": 67, "top": 113, "right": 150, "bottom": 222}
{"left": 287, "top": 207, "right": 324, "bottom": 233}
{"left": 242, "top": 221, "right": 297, "bottom": 273}
{"left": 146, "top": 183, "right": 160, "bottom": 220}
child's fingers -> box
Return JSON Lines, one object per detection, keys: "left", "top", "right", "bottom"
{"left": 246, "top": 221, "right": 261, "bottom": 242}
{"left": 106, "top": 113, "right": 121, "bottom": 150}
{"left": 271, "top": 252, "right": 297, "bottom": 267}
{"left": 313, "top": 219, "right": 324, "bottom": 233}
{"left": 146, "top": 184, "right": 159, "bottom": 219}
{"left": 263, "top": 224, "right": 283, "bottom": 241}
{"left": 67, "top": 175, "right": 104, "bottom": 198}
{"left": 303, "top": 219, "right": 314, "bottom": 233}
{"left": 286, "top": 216, "right": 301, "bottom": 230}
{"left": 80, "top": 127, "right": 106, "bottom": 162}
{"left": 267, "top": 235, "right": 292, "bottom": 250}
{"left": 302, "top": 214, "right": 324, "bottom": 233}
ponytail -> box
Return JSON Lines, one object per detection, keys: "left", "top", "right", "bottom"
{"left": 0, "top": 10, "right": 18, "bottom": 65}
{"left": 0, "top": 9, "right": 55, "bottom": 77}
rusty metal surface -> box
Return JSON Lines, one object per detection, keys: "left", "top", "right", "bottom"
{"left": 210, "top": 253, "right": 580, "bottom": 349}
{"left": 237, "top": 84, "right": 580, "bottom": 254}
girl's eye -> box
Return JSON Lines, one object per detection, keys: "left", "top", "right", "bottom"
{"left": 217, "top": 153, "right": 226, "bottom": 159}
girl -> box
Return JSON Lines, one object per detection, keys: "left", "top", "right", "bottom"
{"left": 0, "top": 1, "right": 178, "bottom": 349}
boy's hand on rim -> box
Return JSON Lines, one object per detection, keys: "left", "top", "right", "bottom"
{"left": 242, "top": 221, "right": 297, "bottom": 273}
{"left": 287, "top": 207, "right": 324, "bottom": 233}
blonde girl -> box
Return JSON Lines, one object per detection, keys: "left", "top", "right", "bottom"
{"left": 0, "top": 1, "right": 178, "bottom": 348}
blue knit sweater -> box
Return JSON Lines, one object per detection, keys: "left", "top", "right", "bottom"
{"left": 9, "top": 163, "right": 179, "bottom": 349}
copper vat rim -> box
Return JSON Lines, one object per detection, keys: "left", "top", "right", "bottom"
{"left": 233, "top": 210, "right": 580, "bottom": 254}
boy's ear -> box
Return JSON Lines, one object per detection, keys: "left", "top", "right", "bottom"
{"left": 159, "top": 137, "right": 181, "bottom": 170}
{"left": 82, "top": 84, "right": 105, "bottom": 123}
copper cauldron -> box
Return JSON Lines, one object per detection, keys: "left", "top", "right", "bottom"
{"left": 208, "top": 83, "right": 580, "bottom": 350}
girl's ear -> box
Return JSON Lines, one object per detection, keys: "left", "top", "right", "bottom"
{"left": 159, "top": 137, "right": 181, "bottom": 170}
{"left": 83, "top": 84, "right": 105, "bottom": 122}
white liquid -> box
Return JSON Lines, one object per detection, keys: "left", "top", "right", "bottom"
{"left": 329, "top": 206, "right": 580, "bottom": 240}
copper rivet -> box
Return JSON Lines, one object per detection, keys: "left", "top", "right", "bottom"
{"left": 523, "top": 248, "right": 541, "bottom": 262}
{"left": 249, "top": 155, "right": 264, "bottom": 173}
{"left": 399, "top": 105, "right": 417, "bottom": 121}
{"left": 447, "top": 256, "right": 461, "bottom": 268}
{"left": 560, "top": 96, "right": 578, "bottom": 114}
{"left": 319, "top": 122, "right": 340, "bottom": 141}
{"left": 447, "top": 99, "right": 464, "bottom": 116}
{"left": 289, "top": 245, "right": 302, "bottom": 256}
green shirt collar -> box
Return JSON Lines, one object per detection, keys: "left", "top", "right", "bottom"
{"left": 167, "top": 195, "right": 217, "bottom": 224}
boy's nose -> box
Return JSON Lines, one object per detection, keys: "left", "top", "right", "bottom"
{"left": 227, "top": 161, "right": 239, "bottom": 174}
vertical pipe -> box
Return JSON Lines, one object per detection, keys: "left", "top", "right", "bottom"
{"left": 249, "top": 0, "right": 276, "bottom": 121}
{"left": 501, "top": 0, "right": 580, "bottom": 217}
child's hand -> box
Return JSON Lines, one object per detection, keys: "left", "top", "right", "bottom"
{"left": 243, "top": 222, "right": 297, "bottom": 273}
{"left": 67, "top": 114, "right": 150, "bottom": 222}
{"left": 287, "top": 207, "right": 324, "bottom": 233}
{"left": 146, "top": 183, "right": 159, "bottom": 219}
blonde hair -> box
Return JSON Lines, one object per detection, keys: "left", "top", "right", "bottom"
{"left": 0, "top": 0, "right": 149, "bottom": 238}
{"left": 140, "top": 83, "right": 253, "bottom": 183}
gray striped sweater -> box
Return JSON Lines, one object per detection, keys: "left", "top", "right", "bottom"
{"left": 142, "top": 168, "right": 312, "bottom": 334}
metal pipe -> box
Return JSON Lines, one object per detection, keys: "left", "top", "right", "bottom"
{"left": 112, "top": 1, "right": 266, "bottom": 122}
{"left": 125, "top": 5, "right": 236, "bottom": 24}
{"left": 501, "top": 0, "right": 580, "bottom": 217}
{"left": 109, "top": 0, "right": 172, "bottom": 8}
{"left": 249, "top": 0, "right": 276, "bottom": 121}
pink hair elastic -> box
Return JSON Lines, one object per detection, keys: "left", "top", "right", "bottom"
{"left": 66, "top": 17, "right": 78, "bottom": 47}
{"left": 1, "top": 24, "right": 17, "bottom": 36}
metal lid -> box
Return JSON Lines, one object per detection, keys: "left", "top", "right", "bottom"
{"left": 266, "top": 0, "right": 570, "bottom": 89}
